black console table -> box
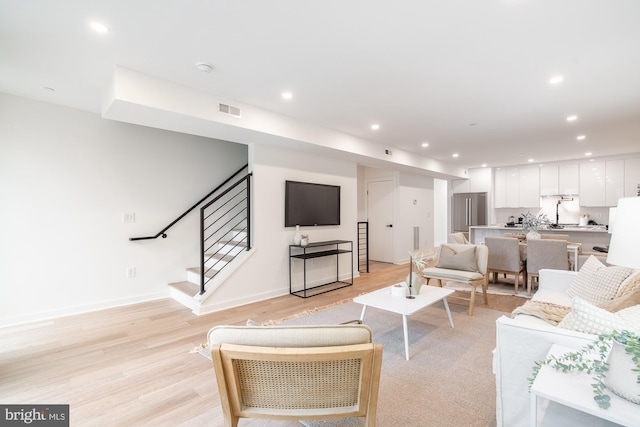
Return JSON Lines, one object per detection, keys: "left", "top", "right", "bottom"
{"left": 289, "top": 240, "right": 353, "bottom": 298}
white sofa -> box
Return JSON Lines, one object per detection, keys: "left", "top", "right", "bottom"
{"left": 494, "top": 266, "right": 640, "bottom": 427}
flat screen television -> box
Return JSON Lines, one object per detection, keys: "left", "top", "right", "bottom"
{"left": 284, "top": 180, "right": 341, "bottom": 227}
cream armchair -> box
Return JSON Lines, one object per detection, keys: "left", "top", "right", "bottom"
{"left": 422, "top": 243, "right": 489, "bottom": 315}
{"left": 208, "top": 324, "right": 383, "bottom": 427}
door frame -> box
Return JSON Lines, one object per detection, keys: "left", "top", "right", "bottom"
{"left": 365, "top": 176, "right": 397, "bottom": 264}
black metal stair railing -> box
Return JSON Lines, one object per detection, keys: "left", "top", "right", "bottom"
{"left": 357, "top": 221, "right": 369, "bottom": 273}
{"left": 199, "top": 172, "right": 252, "bottom": 295}
{"left": 129, "top": 164, "right": 249, "bottom": 241}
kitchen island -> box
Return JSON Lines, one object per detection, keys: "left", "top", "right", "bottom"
{"left": 469, "top": 225, "right": 610, "bottom": 252}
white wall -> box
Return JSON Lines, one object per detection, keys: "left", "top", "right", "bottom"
{"left": 0, "top": 94, "right": 247, "bottom": 325}
{"left": 360, "top": 166, "right": 435, "bottom": 265}
{"left": 198, "top": 144, "right": 359, "bottom": 311}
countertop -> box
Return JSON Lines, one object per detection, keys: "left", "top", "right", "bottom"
{"left": 470, "top": 225, "right": 609, "bottom": 233}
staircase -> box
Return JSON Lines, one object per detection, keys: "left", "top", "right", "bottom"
{"left": 130, "top": 165, "right": 252, "bottom": 315}
{"left": 168, "top": 228, "right": 254, "bottom": 314}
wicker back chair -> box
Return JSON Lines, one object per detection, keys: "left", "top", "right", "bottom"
{"left": 208, "top": 324, "right": 383, "bottom": 427}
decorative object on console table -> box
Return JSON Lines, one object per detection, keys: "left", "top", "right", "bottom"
{"left": 293, "top": 225, "right": 302, "bottom": 245}
{"left": 521, "top": 211, "right": 550, "bottom": 240}
{"left": 300, "top": 235, "right": 309, "bottom": 246}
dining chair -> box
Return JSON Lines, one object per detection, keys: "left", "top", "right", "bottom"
{"left": 208, "top": 324, "right": 383, "bottom": 427}
{"left": 484, "top": 237, "right": 527, "bottom": 295}
{"left": 540, "top": 234, "right": 570, "bottom": 241}
{"left": 525, "top": 239, "right": 570, "bottom": 295}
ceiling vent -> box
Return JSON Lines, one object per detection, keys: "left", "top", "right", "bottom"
{"left": 218, "top": 103, "right": 241, "bottom": 118}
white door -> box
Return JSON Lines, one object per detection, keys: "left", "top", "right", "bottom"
{"left": 367, "top": 179, "right": 394, "bottom": 263}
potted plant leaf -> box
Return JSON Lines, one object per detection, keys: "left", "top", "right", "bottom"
{"left": 529, "top": 330, "right": 640, "bottom": 409}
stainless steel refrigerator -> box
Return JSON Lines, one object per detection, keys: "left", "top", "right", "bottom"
{"left": 452, "top": 192, "right": 487, "bottom": 233}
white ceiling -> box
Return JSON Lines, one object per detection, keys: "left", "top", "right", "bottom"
{"left": 2, "top": 0, "right": 640, "bottom": 170}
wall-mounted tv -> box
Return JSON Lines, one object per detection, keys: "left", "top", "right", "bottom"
{"left": 285, "top": 180, "right": 341, "bottom": 227}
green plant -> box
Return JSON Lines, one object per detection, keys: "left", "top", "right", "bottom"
{"left": 529, "top": 330, "right": 640, "bottom": 409}
{"left": 521, "top": 211, "right": 551, "bottom": 233}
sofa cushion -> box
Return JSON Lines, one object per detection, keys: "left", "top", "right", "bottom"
{"left": 617, "top": 271, "right": 640, "bottom": 297}
{"left": 436, "top": 244, "right": 477, "bottom": 272}
{"left": 558, "top": 297, "right": 638, "bottom": 335}
{"left": 566, "top": 256, "right": 634, "bottom": 305}
{"left": 599, "top": 286, "right": 640, "bottom": 312}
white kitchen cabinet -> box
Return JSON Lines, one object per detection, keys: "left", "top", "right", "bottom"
{"left": 469, "top": 168, "right": 491, "bottom": 192}
{"left": 494, "top": 169, "right": 507, "bottom": 208}
{"left": 624, "top": 158, "right": 640, "bottom": 197}
{"left": 605, "top": 159, "right": 625, "bottom": 206}
{"left": 505, "top": 167, "right": 519, "bottom": 207}
{"left": 559, "top": 163, "right": 579, "bottom": 195}
{"left": 539, "top": 164, "right": 559, "bottom": 196}
{"left": 579, "top": 161, "right": 606, "bottom": 206}
{"left": 518, "top": 165, "right": 540, "bottom": 208}
{"left": 452, "top": 179, "right": 470, "bottom": 194}
{"left": 453, "top": 168, "right": 492, "bottom": 194}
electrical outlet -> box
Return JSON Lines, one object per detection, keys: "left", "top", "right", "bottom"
{"left": 127, "top": 267, "right": 136, "bottom": 278}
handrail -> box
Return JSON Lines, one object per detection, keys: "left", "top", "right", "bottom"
{"left": 129, "top": 164, "right": 248, "bottom": 241}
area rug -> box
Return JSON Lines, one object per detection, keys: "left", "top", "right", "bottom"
{"left": 282, "top": 300, "right": 502, "bottom": 427}
{"left": 197, "top": 299, "right": 503, "bottom": 426}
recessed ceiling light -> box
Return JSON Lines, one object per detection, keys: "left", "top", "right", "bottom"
{"left": 421, "top": 142, "right": 429, "bottom": 148}
{"left": 43, "top": 87, "right": 55, "bottom": 92}
{"left": 196, "top": 63, "right": 214, "bottom": 73}
{"left": 577, "top": 135, "right": 586, "bottom": 140}
{"left": 585, "top": 152, "right": 593, "bottom": 156}
{"left": 566, "top": 115, "right": 578, "bottom": 122}
{"left": 90, "top": 21, "right": 109, "bottom": 33}
{"left": 481, "top": 164, "right": 487, "bottom": 168}
{"left": 371, "top": 124, "right": 380, "bottom": 131}
{"left": 281, "top": 91, "right": 293, "bottom": 100}
{"left": 452, "top": 153, "right": 459, "bottom": 158}
{"left": 528, "top": 158, "right": 534, "bottom": 163}
{"left": 549, "top": 75, "right": 564, "bottom": 85}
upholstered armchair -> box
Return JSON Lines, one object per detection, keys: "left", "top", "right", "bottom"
{"left": 422, "top": 243, "right": 489, "bottom": 315}
{"left": 208, "top": 324, "right": 383, "bottom": 427}
{"left": 485, "top": 237, "right": 527, "bottom": 294}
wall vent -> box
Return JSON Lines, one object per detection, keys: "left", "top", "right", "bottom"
{"left": 218, "top": 103, "right": 241, "bottom": 118}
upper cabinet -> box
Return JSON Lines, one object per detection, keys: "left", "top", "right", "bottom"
{"left": 518, "top": 165, "right": 541, "bottom": 208}
{"left": 558, "top": 163, "right": 579, "bottom": 195}
{"left": 452, "top": 168, "right": 492, "bottom": 194}
{"left": 625, "top": 158, "right": 640, "bottom": 197}
{"left": 540, "top": 165, "right": 559, "bottom": 196}
{"left": 540, "top": 163, "right": 579, "bottom": 196}
{"left": 494, "top": 166, "right": 539, "bottom": 208}
{"left": 579, "top": 160, "right": 624, "bottom": 207}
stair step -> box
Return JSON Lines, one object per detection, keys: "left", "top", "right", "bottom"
{"left": 187, "top": 267, "right": 218, "bottom": 279}
{"left": 168, "top": 281, "right": 199, "bottom": 297}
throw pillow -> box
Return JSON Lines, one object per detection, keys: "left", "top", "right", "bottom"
{"left": 436, "top": 244, "right": 477, "bottom": 272}
{"left": 617, "top": 305, "right": 640, "bottom": 332}
{"left": 558, "top": 297, "right": 633, "bottom": 335}
{"left": 616, "top": 271, "right": 640, "bottom": 297}
{"left": 599, "top": 287, "right": 640, "bottom": 312}
{"left": 566, "top": 255, "right": 634, "bottom": 305}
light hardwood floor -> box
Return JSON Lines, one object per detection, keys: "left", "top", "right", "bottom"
{"left": 0, "top": 262, "right": 524, "bottom": 426}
